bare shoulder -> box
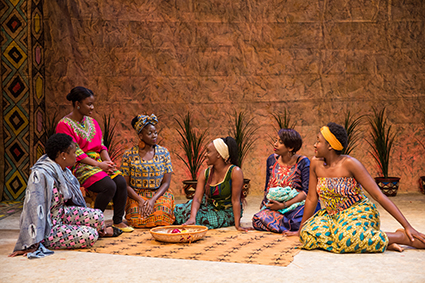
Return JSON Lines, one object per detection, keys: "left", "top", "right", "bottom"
{"left": 310, "top": 157, "right": 324, "bottom": 167}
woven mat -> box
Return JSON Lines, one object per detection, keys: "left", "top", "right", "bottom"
{"left": 78, "top": 229, "right": 301, "bottom": 266}
{"left": 0, "top": 201, "right": 23, "bottom": 221}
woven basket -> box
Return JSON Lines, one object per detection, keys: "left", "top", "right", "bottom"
{"left": 150, "top": 225, "right": 208, "bottom": 243}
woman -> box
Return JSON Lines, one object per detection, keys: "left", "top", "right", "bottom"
{"left": 9, "top": 134, "right": 121, "bottom": 258}
{"left": 56, "top": 86, "right": 133, "bottom": 232}
{"left": 292, "top": 122, "right": 425, "bottom": 253}
{"left": 252, "top": 129, "right": 320, "bottom": 233}
{"left": 121, "top": 114, "right": 175, "bottom": 228}
{"left": 174, "top": 137, "right": 250, "bottom": 231}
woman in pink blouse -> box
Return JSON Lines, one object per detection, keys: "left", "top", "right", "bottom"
{"left": 56, "top": 86, "right": 133, "bottom": 233}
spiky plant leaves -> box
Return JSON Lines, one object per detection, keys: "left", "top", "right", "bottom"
{"left": 342, "top": 111, "right": 365, "bottom": 156}
{"left": 102, "top": 114, "right": 125, "bottom": 163}
{"left": 230, "top": 111, "right": 257, "bottom": 168}
{"left": 366, "top": 107, "right": 396, "bottom": 178}
{"left": 175, "top": 113, "right": 208, "bottom": 180}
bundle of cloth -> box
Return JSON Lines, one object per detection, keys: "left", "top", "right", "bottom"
{"left": 261, "top": 186, "right": 305, "bottom": 214}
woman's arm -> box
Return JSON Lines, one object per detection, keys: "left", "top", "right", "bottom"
{"left": 348, "top": 157, "right": 424, "bottom": 243}
{"left": 230, "top": 167, "right": 251, "bottom": 231}
{"left": 183, "top": 171, "right": 207, "bottom": 225}
{"left": 298, "top": 159, "right": 319, "bottom": 230}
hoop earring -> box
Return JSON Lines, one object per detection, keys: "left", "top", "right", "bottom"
{"left": 139, "top": 140, "right": 146, "bottom": 149}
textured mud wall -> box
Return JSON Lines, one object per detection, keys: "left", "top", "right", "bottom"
{"left": 44, "top": 0, "right": 425, "bottom": 196}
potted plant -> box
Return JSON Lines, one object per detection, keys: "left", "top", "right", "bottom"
{"left": 342, "top": 111, "right": 365, "bottom": 155}
{"left": 366, "top": 107, "right": 399, "bottom": 196}
{"left": 229, "top": 111, "right": 257, "bottom": 198}
{"left": 175, "top": 112, "right": 208, "bottom": 199}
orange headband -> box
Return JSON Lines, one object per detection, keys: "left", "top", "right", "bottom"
{"left": 320, "top": 126, "right": 344, "bottom": 151}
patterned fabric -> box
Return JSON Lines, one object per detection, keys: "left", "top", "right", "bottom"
{"left": 42, "top": 187, "right": 103, "bottom": 249}
{"left": 121, "top": 144, "right": 174, "bottom": 227}
{"left": 262, "top": 186, "right": 305, "bottom": 215}
{"left": 121, "top": 145, "right": 173, "bottom": 190}
{"left": 252, "top": 155, "right": 317, "bottom": 233}
{"left": 13, "top": 155, "right": 87, "bottom": 252}
{"left": 56, "top": 116, "right": 116, "bottom": 188}
{"left": 13, "top": 155, "right": 103, "bottom": 252}
{"left": 73, "top": 151, "right": 121, "bottom": 186}
{"left": 125, "top": 190, "right": 175, "bottom": 228}
{"left": 134, "top": 114, "right": 158, "bottom": 133}
{"left": 317, "top": 177, "right": 366, "bottom": 215}
{"left": 300, "top": 177, "right": 388, "bottom": 253}
{"left": 174, "top": 165, "right": 241, "bottom": 229}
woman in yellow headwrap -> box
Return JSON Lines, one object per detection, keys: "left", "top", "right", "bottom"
{"left": 121, "top": 114, "right": 175, "bottom": 228}
{"left": 288, "top": 122, "right": 425, "bottom": 253}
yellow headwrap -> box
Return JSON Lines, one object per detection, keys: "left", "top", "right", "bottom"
{"left": 320, "top": 126, "right": 344, "bottom": 151}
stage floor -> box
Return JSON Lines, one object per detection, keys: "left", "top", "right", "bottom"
{"left": 1, "top": 194, "right": 425, "bottom": 283}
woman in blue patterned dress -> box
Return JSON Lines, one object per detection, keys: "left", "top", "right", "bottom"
{"left": 290, "top": 123, "right": 425, "bottom": 253}
{"left": 174, "top": 137, "right": 250, "bottom": 230}
{"left": 121, "top": 114, "right": 175, "bottom": 228}
{"left": 252, "top": 129, "right": 320, "bottom": 233}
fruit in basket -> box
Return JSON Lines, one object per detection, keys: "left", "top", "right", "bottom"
{"left": 171, "top": 228, "right": 181, "bottom": 233}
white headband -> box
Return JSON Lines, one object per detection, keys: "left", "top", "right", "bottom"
{"left": 213, "top": 138, "right": 229, "bottom": 161}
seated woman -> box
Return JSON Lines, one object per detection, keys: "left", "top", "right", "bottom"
{"left": 9, "top": 134, "right": 121, "bottom": 258}
{"left": 121, "top": 114, "right": 175, "bottom": 228}
{"left": 56, "top": 86, "right": 132, "bottom": 232}
{"left": 252, "top": 129, "right": 320, "bottom": 233}
{"left": 293, "top": 123, "right": 425, "bottom": 253}
{"left": 174, "top": 137, "right": 250, "bottom": 231}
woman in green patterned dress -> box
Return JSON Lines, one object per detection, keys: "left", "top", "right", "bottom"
{"left": 288, "top": 122, "right": 425, "bottom": 253}
{"left": 174, "top": 137, "right": 250, "bottom": 230}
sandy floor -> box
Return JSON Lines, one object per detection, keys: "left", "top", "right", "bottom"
{"left": 1, "top": 193, "right": 425, "bottom": 283}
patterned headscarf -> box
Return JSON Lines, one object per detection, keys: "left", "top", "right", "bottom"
{"left": 134, "top": 114, "right": 158, "bottom": 133}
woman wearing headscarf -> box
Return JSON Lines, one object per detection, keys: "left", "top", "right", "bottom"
{"left": 174, "top": 137, "right": 251, "bottom": 231}
{"left": 9, "top": 134, "right": 121, "bottom": 258}
{"left": 121, "top": 114, "right": 175, "bottom": 228}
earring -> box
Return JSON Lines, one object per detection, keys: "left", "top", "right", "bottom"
{"left": 63, "top": 157, "right": 66, "bottom": 160}
{"left": 77, "top": 106, "right": 80, "bottom": 109}
{"left": 139, "top": 140, "right": 146, "bottom": 149}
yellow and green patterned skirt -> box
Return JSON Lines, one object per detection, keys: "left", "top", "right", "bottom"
{"left": 300, "top": 198, "right": 388, "bottom": 253}
{"left": 125, "top": 189, "right": 175, "bottom": 228}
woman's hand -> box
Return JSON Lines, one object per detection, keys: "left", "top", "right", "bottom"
{"left": 97, "top": 161, "right": 115, "bottom": 174}
{"left": 282, "top": 230, "right": 300, "bottom": 237}
{"left": 138, "top": 199, "right": 147, "bottom": 218}
{"left": 182, "top": 218, "right": 196, "bottom": 226}
{"left": 235, "top": 225, "right": 253, "bottom": 232}
{"left": 405, "top": 225, "right": 425, "bottom": 245}
{"left": 8, "top": 243, "right": 39, "bottom": 257}
{"left": 265, "top": 199, "right": 285, "bottom": 211}
{"left": 143, "top": 198, "right": 155, "bottom": 217}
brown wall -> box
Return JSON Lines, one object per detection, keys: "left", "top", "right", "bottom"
{"left": 44, "top": 0, "right": 425, "bottom": 196}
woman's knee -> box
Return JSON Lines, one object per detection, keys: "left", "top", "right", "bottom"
{"left": 89, "top": 177, "right": 117, "bottom": 195}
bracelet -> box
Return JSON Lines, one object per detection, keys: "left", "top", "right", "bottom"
{"left": 283, "top": 201, "right": 287, "bottom": 209}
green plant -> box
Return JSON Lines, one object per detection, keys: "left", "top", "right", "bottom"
{"left": 44, "top": 111, "right": 59, "bottom": 143}
{"left": 175, "top": 112, "right": 208, "bottom": 180}
{"left": 230, "top": 111, "right": 257, "bottom": 168}
{"left": 102, "top": 114, "right": 125, "bottom": 163}
{"left": 342, "top": 111, "right": 365, "bottom": 155}
{"left": 272, "top": 108, "right": 296, "bottom": 130}
{"left": 366, "top": 107, "right": 396, "bottom": 178}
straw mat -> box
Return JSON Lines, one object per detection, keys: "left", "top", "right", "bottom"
{"left": 77, "top": 229, "right": 301, "bottom": 266}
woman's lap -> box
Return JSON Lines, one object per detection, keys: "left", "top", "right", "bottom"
{"left": 300, "top": 199, "right": 388, "bottom": 253}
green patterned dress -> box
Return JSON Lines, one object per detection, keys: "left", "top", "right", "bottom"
{"left": 174, "top": 165, "right": 242, "bottom": 229}
{"left": 300, "top": 177, "right": 388, "bottom": 253}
